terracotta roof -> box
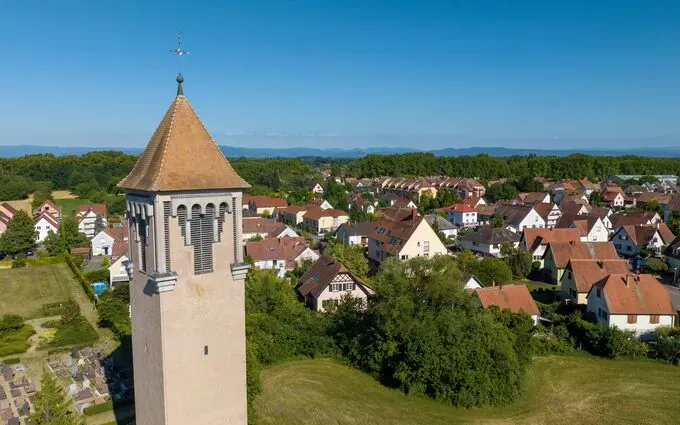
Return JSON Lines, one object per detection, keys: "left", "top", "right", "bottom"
{"left": 588, "top": 207, "right": 611, "bottom": 219}
{"left": 617, "top": 224, "right": 675, "bottom": 247}
{"left": 591, "top": 274, "right": 675, "bottom": 315}
{"left": 378, "top": 207, "right": 418, "bottom": 222}
{"left": 104, "top": 224, "right": 129, "bottom": 241}
{"left": 35, "top": 212, "right": 59, "bottom": 228}
{"left": 602, "top": 191, "right": 623, "bottom": 202}
{"left": 118, "top": 92, "right": 250, "bottom": 192}
{"left": 393, "top": 198, "right": 415, "bottom": 208}
{"left": 336, "top": 221, "right": 375, "bottom": 237}
{"left": 547, "top": 241, "right": 618, "bottom": 268}
{"left": 444, "top": 203, "right": 476, "bottom": 213}
{"left": 297, "top": 255, "right": 371, "bottom": 298}
{"left": 519, "top": 192, "right": 549, "bottom": 204}
{"left": 532, "top": 202, "right": 557, "bottom": 220}
{"left": 243, "top": 196, "right": 288, "bottom": 208}
{"left": 34, "top": 200, "right": 59, "bottom": 215}
{"left": 277, "top": 205, "right": 311, "bottom": 215}
{"left": 368, "top": 209, "right": 423, "bottom": 256}
{"left": 560, "top": 202, "right": 589, "bottom": 216}
{"left": 309, "top": 197, "right": 328, "bottom": 207}
{"left": 0, "top": 202, "right": 17, "bottom": 216}
{"left": 609, "top": 212, "right": 657, "bottom": 229}
{"left": 77, "top": 203, "right": 108, "bottom": 217}
{"left": 523, "top": 227, "right": 581, "bottom": 252}
{"left": 634, "top": 192, "right": 671, "bottom": 205}
{"left": 243, "top": 218, "right": 287, "bottom": 235}
{"left": 303, "top": 208, "right": 348, "bottom": 221}
{"left": 566, "top": 259, "right": 629, "bottom": 293}
{"left": 667, "top": 194, "right": 680, "bottom": 212}
{"left": 245, "top": 236, "right": 311, "bottom": 261}
{"left": 555, "top": 214, "right": 602, "bottom": 237}
{"left": 475, "top": 285, "right": 540, "bottom": 316}
{"left": 111, "top": 239, "right": 129, "bottom": 259}
{"left": 461, "top": 196, "right": 485, "bottom": 208}
{"left": 461, "top": 227, "right": 520, "bottom": 245}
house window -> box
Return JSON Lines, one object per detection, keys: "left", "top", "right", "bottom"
{"left": 138, "top": 217, "right": 147, "bottom": 272}
{"left": 204, "top": 345, "right": 209, "bottom": 355}
{"left": 602, "top": 311, "right": 608, "bottom": 320}
{"left": 650, "top": 315, "right": 660, "bottom": 324}
{"left": 596, "top": 288, "right": 601, "bottom": 298}
{"left": 423, "top": 241, "right": 430, "bottom": 253}
{"left": 626, "top": 246, "right": 631, "bottom": 252}
{"left": 401, "top": 254, "right": 408, "bottom": 260}
{"left": 567, "top": 271, "right": 572, "bottom": 280}
{"left": 627, "top": 314, "right": 637, "bottom": 324}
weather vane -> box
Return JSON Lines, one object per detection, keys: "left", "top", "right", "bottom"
{"left": 170, "top": 32, "right": 189, "bottom": 96}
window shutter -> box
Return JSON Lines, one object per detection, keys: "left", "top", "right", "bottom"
{"left": 191, "top": 205, "right": 214, "bottom": 274}
{"left": 650, "top": 315, "right": 660, "bottom": 324}
{"left": 627, "top": 314, "right": 637, "bottom": 324}
{"left": 164, "top": 202, "right": 171, "bottom": 271}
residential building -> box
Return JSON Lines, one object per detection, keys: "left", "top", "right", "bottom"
{"left": 277, "top": 205, "right": 312, "bottom": 225}
{"left": 586, "top": 273, "right": 676, "bottom": 339}
{"left": 378, "top": 193, "right": 415, "bottom": 209}
{"left": 335, "top": 221, "right": 375, "bottom": 246}
{"left": 624, "top": 185, "right": 647, "bottom": 196}
{"left": 76, "top": 204, "right": 108, "bottom": 238}
{"left": 662, "top": 235, "right": 680, "bottom": 271}
{"left": 609, "top": 211, "right": 661, "bottom": 231}
{"left": 424, "top": 214, "right": 458, "bottom": 239}
{"left": 517, "top": 192, "right": 551, "bottom": 205}
{"left": 443, "top": 203, "right": 477, "bottom": 227}
{"left": 463, "top": 275, "right": 484, "bottom": 289}
{"left": 543, "top": 241, "right": 618, "bottom": 283}
{"left": 34, "top": 212, "right": 59, "bottom": 242}
{"left": 474, "top": 285, "right": 540, "bottom": 325}
{"left": 611, "top": 224, "right": 675, "bottom": 257}
{"left": 560, "top": 202, "right": 590, "bottom": 216}
{"left": 634, "top": 192, "right": 671, "bottom": 208}
{"left": 309, "top": 182, "right": 324, "bottom": 194}
{"left": 664, "top": 194, "right": 680, "bottom": 222}
{"left": 302, "top": 208, "right": 350, "bottom": 235}
{"left": 381, "top": 177, "right": 438, "bottom": 200}
{"left": 117, "top": 75, "right": 252, "bottom": 424}
{"left": 309, "top": 197, "right": 333, "bottom": 210}
{"left": 555, "top": 214, "right": 608, "bottom": 242}
{"left": 608, "top": 175, "right": 678, "bottom": 185}
{"left": 34, "top": 199, "right": 61, "bottom": 220}
{"left": 297, "top": 255, "right": 374, "bottom": 312}
{"left": 367, "top": 208, "right": 447, "bottom": 263}
{"left": 0, "top": 202, "right": 16, "bottom": 235}
{"left": 243, "top": 196, "right": 288, "bottom": 216}
{"left": 520, "top": 227, "right": 581, "bottom": 267}
{"left": 461, "top": 196, "right": 486, "bottom": 209}
{"left": 348, "top": 194, "right": 375, "bottom": 214}
{"left": 245, "top": 237, "right": 319, "bottom": 277}
{"left": 241, "top": 217, "right": 298, "bottom": 244}
{"left": 91, "top": 225, "right": 129, "bottom": 256}
{"left": 460, "top": 227, "right": 520, "bottom": 257}
{"left": 108, "top": 237, "right": 132, "bottom": 287}
{"left": 533, "top": 203, "right": 561, "bottom": 228}
{"left": 560, "top": 259, "right": 628, "bottom": 304}
{"left": 493, "top": 205, "right": 545, "bottom": 232}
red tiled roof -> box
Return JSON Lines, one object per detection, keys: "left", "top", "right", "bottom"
{"left": 245, "top": 236, "right": 311, "bottom": 261}
{"left": 566, "top": 259, "right": 629, "bottom": 293}
{"left": 243, "top": 196, "right": 288, "bottom": 208}
{"left": 111, "top": 239, "right": 129, "bottom": 259}
{"left": 591, "top": 274, "right": 675, "bottom": 315}
{"left": 277, "top": 205, "right": 311, "bottom": 215}
{"left": 444, "top": 203, "right": 476, "bottom": 213}
{"left": 618, "top": 224, "right": 675, "bottom": 247}
{"left": 0, "top": 202, "right": 17, "bottom": 216}
{"left": 78, "top": 203, "right": 107, "bottom": 217}
{"left": 602, "top": 192, "right": 622, "bottom": 202}
{"left": 519, "top": 192, "right": 549, "bottom": 204}
{"left": 297, "top": 255, "right": 371, "bottom": 298}
{"left": 303, "top": 207, "right": 347, "bottom": 221}
{"left": 104, "top": 224, "right": 129, "bottom": 241}
{"left": 461, "top": 196, "right": 485, "bottom": 208}
{"left": 243, "top": 218, "right": 287, "bottom": 235}
{"left": 475, "top": 285, "right": 540, "bottom": 316}
{"left": 34, "top": 212, "right": 59, "bottom": 229}
{"left": 368, "top": 209, "right": 422, "bottom": 256}
{"left": 523, "top": 227, "right": 581, "bottom": 252}
{"left": 532, "top": 202, "right": 557, "bottom": 220}
{"left": 548, "top": 241, "right": 618, "bottom": 268}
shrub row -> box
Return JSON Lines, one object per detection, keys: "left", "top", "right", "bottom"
{"left": 65, "top": 253, "right": 96, "bottom": 302}
{"left": 2, "top": 357, "right": 21, "bottom": 365}
{"left": 28, "top": 254, "right": 66, "bottom": 266}
{"left": 42, "top": 301, "right": 67, "bottom": 316}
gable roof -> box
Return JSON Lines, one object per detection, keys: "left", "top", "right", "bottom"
{"left": 336, "top": 221, "right": 376, "bottom": 237}
{"left": 565, "top": 259, "right": 629, "bottom": 293}
{"left": 35, "top": 212, "right": 59, "bottom": 228}
{"left": 461, "top": 226, "right": 520, "bottom": 245}
{"left": 77, "top": 203, "right": 108, "bottom": 217}
{"left": 555, "top": 214, "right": 602, "bottom": 236}
{"left": 0, "top": 210, "right": 10, "bottom": 224}
{"left": 243, "top": 218, "right": 286, "bottom": 235}
{"left": 444, "top": 203, "right": 476, "bottom": 213}
{"left": 609, "top": 212, "right": 658, "bottom": 229}
{"left": 245, "top": 236, "right": 311, "bottom": 262}
{"left": 590, "top": 274, "right": 675, "bottom": 315}
{"left": 475, "top": 285, "right": 540, "bottom": 316}
{"left": 662, "top": 235, "right": 680, "bottom": 259}
{"left": 519, "top": 192, "right": 549, "bottom": 204}
{"left": 368, "top": 209, "right": 424, "bottom": 255}
{"left": 461, "top": 196, "right": 485, "bottom": 208}
{"left": 393, "top": 198, "right": 415, "bottom": 208}
{"left": 303, "top": 208, "right": 348, "bottom": 221}
{"left": 297, "top": 255, "right": 371, "bottom": 298}
{"left": 244, "top": 196, "right": 288, "bottom": 209}
{"left": 118, "top": 89, "right": 250, "bottom": 192}
{"left": 560, "top": 202, "right": 590, "bottom": 216}
{"left": 532, "top": 202, "right": 558, "bottom": 220}
{"left": 0, "top": 202, "right": 17, "bottom": 216}
{"left": 523, "top": 227, "right": 581, "bottom": 252}
{"left": 424, "top": 214, "right": 455, "bottom": 231}
{"left": 667, "top": 194, "right": 680, "bottom": 212}
{"left": 277, "top": 205, "right": 311, "bottom": 216}
{"left": 547, "top": 241, "right": 618, "bottom": 268}
{"left": 493, "top": 205, "right": 536, "bottom": 227}
{"left": 634, "top": 192, "right": 671, "bottom": 205}
{"left": 617, "top": 224, "right": 675, "bottom": 247}
{"left": 104, "top": 223, "right": 129, "bottom": 241}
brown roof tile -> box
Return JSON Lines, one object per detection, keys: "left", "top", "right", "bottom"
{"left": 77, "top": 203, "right": 108, "bottom": 217}
{"left": 475, "top": 285, "right": 540, "bottom": 316}
{"left": 519, "top": 192, "right": 550, "bottom": 204}
{"left": 243, "top": 196, "right": 288, "bottom": 208}
{"left": 591, "top": 274, "right": 675, "bottom": 315}
{"left": 297, "top": 255, "right": 371, "bottom": 298}
{"left": 368, "top": 209, "right": 423, "bottom": 256}
{"left": 118, "top": 93, "right": 249, "bottom": 192}
{"left": 243, "top": 218, "right": 287, "bottom": 235}
{"left": 303, "top": 208, "right": 348, "bottom": 220}
{"left": 523, "top": 227, "right": 581, "bottom": 252}
{"left": 548, "top": 241, "right": 618, "bottom": 268}
{"left": 566, "top": 259, "right": 629, "bottom": 293}
{"left": 245, "top": 236, "right": 311, "bottom": 261}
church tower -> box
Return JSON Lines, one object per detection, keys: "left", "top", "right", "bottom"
{"left": 118, "top": 74, "right": 251, "bottom": 425}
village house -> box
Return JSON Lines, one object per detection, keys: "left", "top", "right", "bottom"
{"left": 91, "top": 224, "right": 129, "bottom": 256}
{"left": 347, "top": 194, "right": 376, "bottom": 214}
{"left": 241, "top": 217, "right": 298, "bottom": 244}
{"left": 554, "top": 190, "right": 589, "bottom": 206}
{"left": 611, "top": 223, "right": 675, "bottom": 257}
{"left": 108, "top": 241, "right": 132, "bottom": 286}
{"left": 543, "top": 240, "right": 619, "bottom": 283}
{"left": 560, "top": 201, "right": 590, "bottom": 216}
{"left": 243, "top": 196, "right": 288, "bottom": 216}
{"left": 377, "top": 193, "right": 415, "bottom": 209}
{"left": 609, "top": 211, "right": 661, "bottom": 232}
{"left": 33, "top": 199, "right": 61, "bottom": 220}
{"left": 443, "top": 203, "right": 477, "bottom": 228}
{"left": 474, "top": 204, "right": 497, "bottom": 226}
{"left": 424, "top": 214, "right": 458, "bottom": 239}
{"left": 555, "top": 214, "right": 608, "bottom": 242}
{"left": 245, "top": 236, "right": 319, "bottom": 278}
{"left": 428, "top": 177, "right": 486, "bottom": 199}
{"left": 302, "top": 208, "right": 350, "bottom": 235}
{"left": 493, "top": 205, "right": 545, "bottom": 232}
{"left": 76, "top": 203, "right": 108, "bottom": 238}
{"left": 533, "top": 203, "right": 562, "bottom": 228}
{"left": 277, "top": 205, "right": 312, "bottom": 224}
{"left": 633, "top": 192, "right": 671, "bottom": 209}
{"left": 309, "top": 182, "right": 324, "bottom": 194}
{"left": 577, "top": 178, "right": 599, "bottom": 195}
{"left": 381, "top": 177, "right": 438, "bottom": 200}
{"left": 335, "top": 221, "right": 375, "bottom": 246}
{"left": 460, "top": 227, "right": 520, "bottom": 257}
{"left": 296, "top": 255, "right": 374, "bottom": 312}
{"left": 463, "top": 275, "right": 484, "bottom": 289}
{"left": 560, "top": 259, "right": 628, "bottom": 304}
{"left": 461, "top": 196, "right": 487, "bottom": 209}
{"left": 474, "top": 285, "right": 540, "bottom": 325}
{"left": 624, "top": 185, "right": 647, "bottom": 196}
{"left": 0, "top": 202, "right": 17, "bottom": 235}
{"left": 602, "top": 191, "right": 635, "bottom": 208}
{"left": 521, "top": 227, "right": 581, "bottom": 267}
{"left": 367, "top": 208, "right": 447, "bottom": 263}
{"left": 309, "top": 197, "right": 333, "bottom": 210}
{"left": 663, "top": 194, "right": 680, "bottom": 222}
{"left": 34, "top": 211, "right": 59, "bottom": 242}
{"left": 517, "top": 192, "right": 551, "bottom": 205}
{"left": 662, "top": 235, "right": 680, "bottom": 271}
{"left": 586, "top": 273, "right": 676, "bottom": 339}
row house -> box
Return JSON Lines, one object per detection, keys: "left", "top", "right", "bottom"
{"left": 302, "top": 208, "right": 350, "bottom": 235}
{"left": 520, "top": 227, "right": 581, "bottom": 267}
{"left": 426, "top": 177, "right": 486, "bottom": 199}
{"left": 611, "top": 223, "right": 675, "bottom": 258}
{"left": 380, "top": 177, "right": 438, "bottom": 200}
{"left": 245, "top": 236, "right": 319, "bottom": 278}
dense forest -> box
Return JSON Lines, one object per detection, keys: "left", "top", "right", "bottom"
{"left": 1, "top": 151, "right": 679, "bottom": 204}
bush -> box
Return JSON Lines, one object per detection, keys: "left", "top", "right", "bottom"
{"left": 49, "top": 320, "right": 99, "bottom": 348}
{"left": 656, "top": 327, "right": 680, "bottom": 365}
{"left": 0, "top": 314, "right": 24, "bottom": 332}
{"left": 41, "top": 320, "right": 61, "bottom": 329}
{"left": 42, "top": 302, "right": 67, "bottom": 316}
{"left": 644, "top": 258, "right": 669, "bottom": 274}
{"left": 586, "top": 324, "right": 648, "bottom": 359}
{"left": 2, "top": 357, "right": 21, "bottom": 365}
{"left": 65, "top": 254, "right": 96, "bottom": 302}
{"left": 11, "top": 256, "right": 26, "bottom": 268}
{"left": 0, "top": 325, "right": 36, "bottom": 357}
{"left": 27, "top": 254, "right": 66, "bottom": 266}
{"left": 101, "top": 256, "right": 110, "bottom": 267}
{"left": 85, "top": 268, "right": 109, "bottom": 283}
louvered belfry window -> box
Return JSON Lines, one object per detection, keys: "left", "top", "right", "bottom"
{"left": 218, "top": 202, "right": 228, "bottom": 241}
{"left": 163, "top": 202, "right": 171, "bottom": 271}
{"left": 190, "top": 204, "right": 215, "bottom": 274}
{"left": 177, "top": 205, "right": 187, "bottom": 242}
{"left": 138, "top": 217, "right": 147, "bottom": 272}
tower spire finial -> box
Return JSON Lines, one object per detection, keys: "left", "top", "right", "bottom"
{"left": 170, "top": 32, "right": 189, "bottom": 97}
{"left": 176, "top": 73, "right": 184, "bottom": 96}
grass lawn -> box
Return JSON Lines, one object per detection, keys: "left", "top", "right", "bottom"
{"left": 254, "top": 355, "right": 680, "bottom": 425}
{"left": 0, "top": 325, "right": 36, "bottom": 357}
{"left": 0, "top": 264, "right": 87, "bottom": 318}
{"left": 56, "top": 198, "right": 93, "bottom": 215}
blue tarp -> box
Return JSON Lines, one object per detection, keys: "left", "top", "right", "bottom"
{"left": 92, "top": 281, "right": 108, "bottom": 295}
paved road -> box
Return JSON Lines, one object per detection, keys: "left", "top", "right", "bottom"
{"left": 665, "top": 283, "right": 680, "bottom": 313}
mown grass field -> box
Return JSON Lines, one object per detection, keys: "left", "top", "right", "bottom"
{"left": 56, "top": 197, "right": 93, "bottom": 215}
{"left": 254, "top": 355, "right": 680, "bottom": 425}
{"left": 0, "top": 264, "right": 80, "bottom": 318}
{"left": 0, "top": 325, "right": 36, "bottom": 357}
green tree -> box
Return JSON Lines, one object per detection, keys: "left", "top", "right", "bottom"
{"left": 59, "top": 214, "right": 88, "bottom": 252}
{"left": 500, "top": 243, "right": 533, "bottom": 278}
{"left": 490, "top": 215, "right": 505, "bottom": 228}
{"left": 30, "top": 370, "right": 84, "bottom": 425}
{"left": 0, "top": 210, "right": 37, "bottom": 254}
{"left": 641, "top": 200, "right": 662, "bottom": 213}
{"left": 485, "top": 183, "right": 519, "bottom": 203}
{"left": 473, "top": 257, "right": 513, "bottom": 286}
{"left": 60, "top": 299, "right": 83, "bottom": 327}
{"left": 43, "top": 230, "right": 66, "bottom": 255}
{"left": 668, "top": 212, "right": 680, "bottom": 236}
{"left": 329, "top": 243, "right": 369, "bottom": 278}
{"left": 589, "top": 192, "right": 604, "bottom": 207}
{"left": 31, "top": 182, "right": 55, "bottom": 209}
{"left": 323, "top": 180, "right": 349, "bottom": 211}
{"left": 93, "top": 215, "right": 106, "bottom": 234}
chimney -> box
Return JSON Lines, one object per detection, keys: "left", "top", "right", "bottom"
{"left": 625, "top": 273, "right": 630, "bottom": 287}
{"left": 411, "top": 209, "right": 417, "bottom": 221}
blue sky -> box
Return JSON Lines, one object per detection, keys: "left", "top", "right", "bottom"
{"left": 0, "top": 0, "right": 679, "bottom": 149}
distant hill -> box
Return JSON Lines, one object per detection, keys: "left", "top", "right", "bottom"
{"left": 0, "top": 144, "right": 679, "bottom": 158}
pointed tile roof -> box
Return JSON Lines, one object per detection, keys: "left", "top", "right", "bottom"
{"left": 118, "top": 79, "right": 249, "bottom": 192}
